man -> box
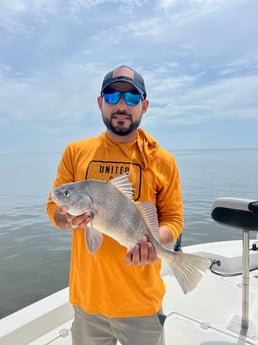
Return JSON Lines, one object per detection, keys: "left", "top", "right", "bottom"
{"left": 47, "top": 65, "right": 184, "bottom": 345}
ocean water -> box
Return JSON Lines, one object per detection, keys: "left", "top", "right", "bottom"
{"left": 0, "top": 148, "right": 258, "bottom": 318}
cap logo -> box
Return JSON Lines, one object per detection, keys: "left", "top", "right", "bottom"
{"left": 112, "top": 67, "right": 134, "bottom": 80}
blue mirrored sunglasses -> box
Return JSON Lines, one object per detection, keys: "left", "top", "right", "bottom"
{"left": 102, "top": 91, "right": 142, "bottom": 106}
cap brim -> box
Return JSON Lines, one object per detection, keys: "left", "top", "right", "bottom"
{"left": 102, "top": 78, "right": 144, "bottom": 98}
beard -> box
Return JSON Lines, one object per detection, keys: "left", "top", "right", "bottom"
{"left": 102, "top": 110, "right": 142, "bottom": 136}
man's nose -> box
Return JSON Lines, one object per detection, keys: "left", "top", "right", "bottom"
{"left": 116, "top": 94, "right": 128, "bottom": 108}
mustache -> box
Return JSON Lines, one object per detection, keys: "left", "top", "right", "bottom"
{"left": 111, "top": 110, "right": 132, "bottom": 118}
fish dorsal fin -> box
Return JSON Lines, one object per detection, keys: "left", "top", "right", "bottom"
{"left": 109, "top": 173, "right": 134, "bottom": 200}
{"left": 135, "top": 201, "right": 160, "bottom": 242}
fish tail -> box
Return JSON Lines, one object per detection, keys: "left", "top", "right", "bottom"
{"left": 165, "top": 252, "right": 212, "bottom": 294}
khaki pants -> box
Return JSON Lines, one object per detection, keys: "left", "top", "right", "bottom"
{"left": 71, "top": 306, "right": 166, "bottom": 345}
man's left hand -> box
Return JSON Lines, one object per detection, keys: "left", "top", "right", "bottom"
{"left": 125, "top": 236, "right": 157, "bottom": 266}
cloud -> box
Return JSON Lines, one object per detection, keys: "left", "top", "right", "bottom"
{"left": 0, "top": 0, "right": 258, "bottom": 152}
{"left": 144, "top": 69, "right": 258, "bottom": 127}
{"left": 0, "top": 0, "right": 61, "bottom": 35}
{"left": 0, "top": 62, "right": 102, "bottom": 123}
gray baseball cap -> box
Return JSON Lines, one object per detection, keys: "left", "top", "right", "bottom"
{"left": 101, "top": 65, "right": 147, "bottom": 99}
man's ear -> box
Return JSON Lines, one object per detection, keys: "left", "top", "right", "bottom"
{"left": 97, "top": 95, "right": 103, "bottom": 110}
{"left": 142, "top": 99, "right": 149, "bottom": 115}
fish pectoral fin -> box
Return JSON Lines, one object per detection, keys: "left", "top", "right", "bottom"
{"left": 85, "top": 221, "right": 103, "bottom": 253}
{"left": 109, "top": 173, "right": 134, "bottom": 200}
{"left": 135, "top": 201, "right": 160, "bottom": 242}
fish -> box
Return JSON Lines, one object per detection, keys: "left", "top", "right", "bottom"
{"left": 51, "top": 173, "right": 212, "bottom": 294}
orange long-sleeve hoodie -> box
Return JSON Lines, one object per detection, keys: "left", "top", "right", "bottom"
{"left": 47, "top": 129, "right": 183, "bottom": 317}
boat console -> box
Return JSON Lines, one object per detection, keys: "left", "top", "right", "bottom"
{"left": 212, "top": 197, "right": 258, "bottom": 230}
{"left": 211, "top": 197, "right": 258, "bottom": 338}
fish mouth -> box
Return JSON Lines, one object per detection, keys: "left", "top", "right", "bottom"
{"left": 51, "top": 190, "right": 56, "bottom": 202}
{"left": 51, "top": 190, "right": 70, "bottom": 211}
{"left": 51, "top": 190, "right": 62, "bottom": 206}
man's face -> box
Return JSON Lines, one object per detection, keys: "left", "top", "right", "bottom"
{"left": 98, "top": 82, "right": 149, "bottom": 137}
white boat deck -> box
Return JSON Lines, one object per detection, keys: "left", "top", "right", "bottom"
{"left": 1, "top": 240, "right": 258, "bottom": 345}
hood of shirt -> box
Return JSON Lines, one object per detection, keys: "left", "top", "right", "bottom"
{"left": 135, "top": 128, "right": 160, "bottom": 169}
{"left": 102, "top": 128, "right": 160, "bottom": 169}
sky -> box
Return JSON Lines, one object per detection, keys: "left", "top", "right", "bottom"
{"left": 1, "top": 0, "right": 258, "bottom": 153}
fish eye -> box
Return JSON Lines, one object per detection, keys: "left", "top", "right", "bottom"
{"left": 63, "top": 191, "right": 70, "bottom": 198}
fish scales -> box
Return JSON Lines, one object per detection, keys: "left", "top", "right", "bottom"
{"left": 51, "top": 174, "right": 212, "bottom": 294}
{"left": 82, "top": 180, "right": 151, "bottom": 248}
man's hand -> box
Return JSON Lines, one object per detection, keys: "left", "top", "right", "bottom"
{"left": 54, "top": 206, "right": 91, "bottom": 230}
{"left": 125, "top": 236, "right": 157, "bottom": 266}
